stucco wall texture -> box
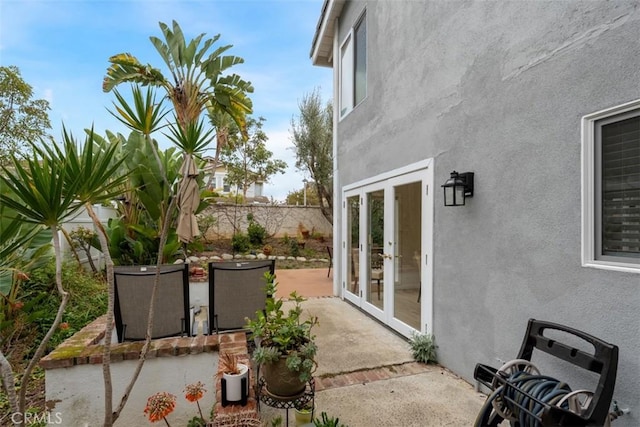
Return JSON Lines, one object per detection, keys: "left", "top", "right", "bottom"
{"left": 333, "top": 1, "right": 639, "bottom": 423}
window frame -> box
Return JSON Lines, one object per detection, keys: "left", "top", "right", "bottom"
{"left": 339, "top": 33, "right": 354, "bottom": 117}
{"left": 338, "top": 10, "right": 366, "bottom": 119}
{"left": 353, "top": 12, "right": 367, "bottom": 106}
{"left": 582, "top": 99, "right": 640, "bottom": 273}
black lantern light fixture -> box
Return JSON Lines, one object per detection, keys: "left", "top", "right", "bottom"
{"left": 441, "top": 171, "right": 474, "bottom": 206}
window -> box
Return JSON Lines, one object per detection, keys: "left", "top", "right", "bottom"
{"left": 354, "top": 15, "right": 367, "bottom": 106}
{"left": 339, "top": 11, "right": 366, "bottom": 117}
{"left": 582, "top": 100, "right": 640, "bottom": 272}
{"left": 339, "top": 35, "right": 353, "bottom": 116}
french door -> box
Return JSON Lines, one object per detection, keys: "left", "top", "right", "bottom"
{"left": 342, "top": 164, "right": 433, "bottom": 337}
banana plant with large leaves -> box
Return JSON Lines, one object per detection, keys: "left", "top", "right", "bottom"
{"left": 103, "top": 20, "right": 253, "bottom": 134}
{"left": 102, "top": 22, "right": 253, "bottom": 424}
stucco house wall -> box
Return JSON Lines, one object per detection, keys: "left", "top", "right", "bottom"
{"left": 318, "top": 1, "right": 639, "bottom": 423}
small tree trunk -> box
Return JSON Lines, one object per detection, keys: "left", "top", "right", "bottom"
{"left": 0, "top": 350, "right": 18, "bottom": 421}
{"left": 60, "top": 227, "right": 82, "bottom": 266}
{"left": 110, "top": 197, "right": 177, "bottom": 423}
{"left": 84, "top": 204, "right": 116, "bottom": 427}
{"left": 18, "top": 227, "right": 69, "bottom": 427}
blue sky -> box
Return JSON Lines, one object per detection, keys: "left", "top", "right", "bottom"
{"left": 0, "top": 0, "right": 332, "bottom": 201}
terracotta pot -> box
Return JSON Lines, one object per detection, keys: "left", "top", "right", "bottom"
{"left": 262, "top": 357, "right": 306, "bottom": 397}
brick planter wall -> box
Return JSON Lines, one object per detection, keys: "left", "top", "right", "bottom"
{"left": 41, "top": 316, "right": 257, "bottom": 426}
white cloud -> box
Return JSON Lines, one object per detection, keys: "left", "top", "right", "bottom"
{"left": 259, "top": 127, "right": 306, "bottom": 201}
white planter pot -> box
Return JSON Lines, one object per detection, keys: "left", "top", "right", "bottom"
{"left": 222, "top": 363, "right": 249, "bottom": 402}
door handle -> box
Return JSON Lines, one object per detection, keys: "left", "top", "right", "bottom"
{"left": 379, "top": 253, "right": 393, "bottom": 260}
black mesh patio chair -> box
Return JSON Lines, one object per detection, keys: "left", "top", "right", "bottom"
{"left": 113, "top": 264, "right": 190, "bottom": 342}
{"left": 208, "top": 259, "right": 276, "bottom": 334}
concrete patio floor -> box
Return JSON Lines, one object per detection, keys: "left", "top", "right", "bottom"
{"left": 267, "top": 267, "right": 487, "bottom": 426}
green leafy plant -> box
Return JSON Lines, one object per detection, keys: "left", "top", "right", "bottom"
{"left": 289, "top": 238, "right": 301, "bottom": 257}
{"left": 231, "top": 232, "right": 251, "bottom": 253}
{"left": 281, "top": 233, "right": 291, "bottom": 245}
{"left": 246, "top": 272, "right": 318, "bottom": 383}
{"left": 409, "top": 331, "right": 438, "bottom": 364}
{"left": 313, "top": 412, "right": 348, "bottom": 427}
{"left": 269, "top": 415, "right": 283, "bottom": 427}
{"left": 247, "top": 219, "right": 266, "bottom": 246}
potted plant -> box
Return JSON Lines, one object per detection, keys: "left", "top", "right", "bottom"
{"left": 217, "top": 352, "right": 250, "bottom": 406}
{"left": 294, "top": 401, "right": 315, "bottom": 426}
{"left": 246, "top": 272, "right": 318, "bottom": 398}
{"left": 312, "top": 412, "right": 348, "bottom": 427}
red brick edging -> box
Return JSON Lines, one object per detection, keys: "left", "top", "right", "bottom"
{"left": 39, "top": 315, "right": 220, "bottom": 369}
{"left": 315, "top": 361, "right": 437, "bottom": 392}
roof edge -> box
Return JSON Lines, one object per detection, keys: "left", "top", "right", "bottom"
{"left": 310, "top": 0, "right": 345, "bottom": 67}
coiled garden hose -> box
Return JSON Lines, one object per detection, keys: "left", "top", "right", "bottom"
{"left": 475, "top": 360, "right": 595, "bottom": 427}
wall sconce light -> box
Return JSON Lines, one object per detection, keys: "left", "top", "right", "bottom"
{"left": 441, "top": 171, "right": 474, "bottom": 206}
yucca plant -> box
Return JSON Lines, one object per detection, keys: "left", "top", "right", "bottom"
{"left": 0, "top": 140, "right": 84, "bottom": 427}
{"left": 46, "top": 127, "right": 130, "bottom": 424}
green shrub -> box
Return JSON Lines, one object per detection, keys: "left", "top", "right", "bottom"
{"left": 302, "top": 248, "right": 316, "bottom": 259}
{"left": 231, "top": 232, "right": 251, "bottom": 253}
{"left": 247, "top": 220, "right": 266, "bottom": 246}
{"left": 408, "top": 332, "right": 438, "bottom": 364}
{"left": 289, "top": 239, "right": 300, "bottom": 257}
{"left": 311, "top": 231, "right": 325, "bottom": 241}
{"left": 282, "top": 233, "right": 291, "bottom": 246}
{"left": 3, "top": 261, "right": 107, "bottom": 361}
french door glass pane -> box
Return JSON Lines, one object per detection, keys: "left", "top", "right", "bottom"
{"left": 393, "top": 182, "right": 421, "bottom": 330}
{"left": 367, "top": 190, "right": 384, "bottom": 306}
{"left": 347, "top": 195, "right": 360, "bottom": 295}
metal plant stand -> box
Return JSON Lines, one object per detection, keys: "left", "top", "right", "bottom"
{"left": 256, "top": 377, "right": 315, "bottom": 426}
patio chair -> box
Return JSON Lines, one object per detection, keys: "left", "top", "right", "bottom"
{"left": 351, "top": 248, "right": 382, "bottom": 299}
{"left": 208, "top": 259, "right": 276, "bottom": 334}
{"left": 113, "top": 264, "right": 190, "bottom": 342}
